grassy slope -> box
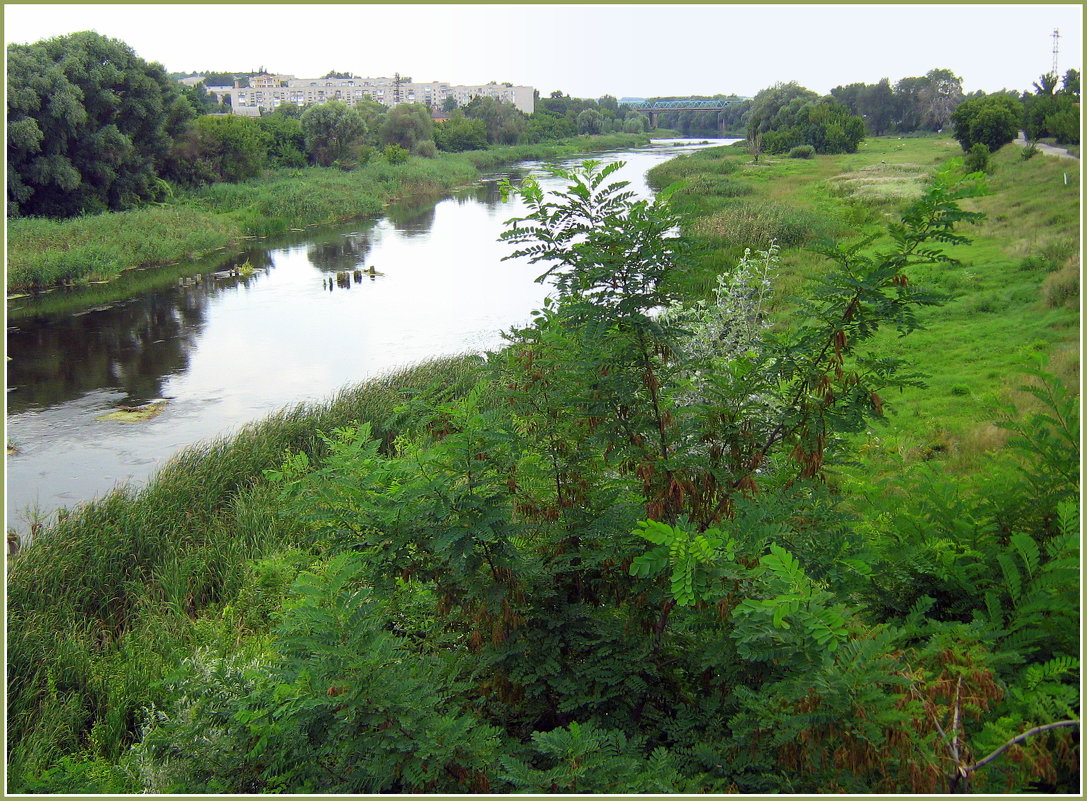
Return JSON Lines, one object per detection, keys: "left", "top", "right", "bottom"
{"left": 6, "top": 134, "right": 649, "bottom": 293}
{"left": 6, "top": 134, "right": 1079, "bottom": 790}
{"left": 650, "top": 135, "right": 1079, "bottom": 473}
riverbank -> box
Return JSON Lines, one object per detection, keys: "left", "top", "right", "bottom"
{"left": 6, "top": 134, "right": 650, "bottom": 293}
{"left": 648, "top": 134, "right": 1079, "bottom": 476}
{"left": 7, "top": 134, "right": 1079, "bottom": 793}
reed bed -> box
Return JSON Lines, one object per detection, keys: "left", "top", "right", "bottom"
{"left": 7, "top": 134, "right": 650, "bottom": 293}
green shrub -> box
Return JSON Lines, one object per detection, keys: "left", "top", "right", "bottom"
{"left": 964, "top": 143, "right": 992, "bottom": 174}
{"left": 788, "top": 144, "right": 815, "bottom": 159}
{"left": 383, "top": 144, "right": 409, "bottom": 164}
{"left": 412, "top": 139, "right": 438, "bottom": 159}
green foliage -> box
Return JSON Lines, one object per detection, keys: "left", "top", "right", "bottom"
{"left": 789, "top": 144, "right": 816, "bottom": 159}
{"left": 748, "top": 83, "right": 865, "bottom": 155}
{"left": 7, "top": 31, "right": 193, "bottom": 217}
{"left": 379, "top": 102, "right": 434, "bottom": 151}
{"left": 383, "top": 143, "right": 409, "bottom": 164}
{"left": 951, "top": 93, "right": 1022, "bottom": 152}
{"left": 435, "top": 114, "right": 489, "bottom": 152}
{"left": 964, "top": 142, "right": 992, "bottom": 174}
{"left": 301, "top": 100, "right": 367, "bottom": 167}
{"left": 11, "top": 145, "right": 1079, "bottom": 795}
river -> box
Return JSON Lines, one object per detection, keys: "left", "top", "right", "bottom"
{"left": 5, "top": 139, "right": 737, "bottom": 530}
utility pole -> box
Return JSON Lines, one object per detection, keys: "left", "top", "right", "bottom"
{"left": 1052, "top": 28, "right": 1060, "bottom": 75}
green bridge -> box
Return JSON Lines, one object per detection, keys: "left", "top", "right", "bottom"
{"left": 620, "top": 97, "right": 748, "bottom": 130}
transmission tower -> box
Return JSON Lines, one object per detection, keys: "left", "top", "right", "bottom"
{"left": 1052, "top": 28, "right": 1060, "bottom": 75}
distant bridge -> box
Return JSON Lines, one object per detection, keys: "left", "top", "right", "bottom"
{"left": 620, "top": 98, "right": 749, "bottom": 130}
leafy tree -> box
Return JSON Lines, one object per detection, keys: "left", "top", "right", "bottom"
{"left": 917, "top": 68, "right": 964, "bottom": 130}
{"left": 462, "top": 96, "right": 526, "bottom": 144}
{"left": 749, "top": 84, "right": 864, "bottom": 154}
{"left": 256, "top": 113, "right": 307, "bottom": 168}
{"left": 163, "top": 116, "right": 270, "bottom": 185}
{"left": 1059, "top": 68, "right": 1080, "bottom": 98}
{"left": 378, "top": 102, "right": 433, "bottom": 150}
{"left": 301, "top": 101, "right": 367, "bottom": 166}
{"left": 950, "top": 92, "right": 1022, "bottom": 152}
{"left": 434, "top": 113, "right": 488, "bottom": 152}
{"left": 201, "top": 71, "right": 238, "bottom": 87}
{"left": 441, "top": 95, "right": 459, "bottom": 112}
{"left": 1024, "top": 72, "right": 1081, "bottom": 145}
{"left": 7, "top": 31, "right": 193, "bottom": 217}
{"left": 576, "top": 108, "right": 604, "bottom": 134}
{"left": 181, "top": 81, "right": 223, "bottom": 115}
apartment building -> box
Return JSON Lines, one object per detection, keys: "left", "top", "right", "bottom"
{"left": 208, "top": 73, "right": 534, "bottom": 115}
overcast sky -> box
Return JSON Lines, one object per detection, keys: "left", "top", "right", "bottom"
{"left": 4, "top": 4, "right": 1083, "bottom": 99}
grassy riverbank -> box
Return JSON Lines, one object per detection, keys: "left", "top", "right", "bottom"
{"left": 7, "top": 135, "right": 1078, "bottom": 793}
{"left": 7, "top": 356, "right": 485, "bottom": 789}
{"left": 7, "top": 134, "right": 649, "bottom": 293}
{"left": 649, "top": 134, "right": 1079, "bottom": 475}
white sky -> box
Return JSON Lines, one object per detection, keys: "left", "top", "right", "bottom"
{"left": 4, "top": 4, "right": 1083, "bottom": 99}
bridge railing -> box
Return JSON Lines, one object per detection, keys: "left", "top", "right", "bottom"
{"left": 621, "top": 99, "right": 746, "bottom": 111}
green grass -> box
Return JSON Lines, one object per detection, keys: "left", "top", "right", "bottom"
{"left": 6, "top": 131, "right": 1079, "bottom": 792}
{"left": 6, "top": 134, "right": 650, "bottom": 293}
{"left": 6, "top": 355, "right": 485, "bottom": 787}
{"left": 649, "top": 135, "right": 1079, "bottom": 475}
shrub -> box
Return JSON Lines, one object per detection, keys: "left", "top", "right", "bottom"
{"left": 964, "top": 143, "right": 992, "bottom": 174}
{"left": 1020, "top": 143, "right": 1040, "bottom": 160}
{"left": 383, "top": 144, "right": 409, "bottom": 164}
{"left": 412, "top": 139, "right": 438, "bottom": 159}
{"left": 788, "top": 144, "right": 815, "bottom": 159}
{"left": 1042, "top": 261, "right": 1079, "bottom": 308}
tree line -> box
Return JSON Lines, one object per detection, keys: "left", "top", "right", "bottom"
{"left": 7, "top": 31, "right": 1081, "bottom": 221}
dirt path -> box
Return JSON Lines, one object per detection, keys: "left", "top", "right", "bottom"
{"left": 1013, "top": 132, "right": 1079, "bottom": 159}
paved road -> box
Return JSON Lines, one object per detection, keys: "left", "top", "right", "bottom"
{"left": 1013, "top": 131, "right": 1079, "bottom": 160}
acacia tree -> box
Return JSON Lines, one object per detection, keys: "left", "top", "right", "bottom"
{"left": 7, "top": 31, "right": 193, "bottom": 217}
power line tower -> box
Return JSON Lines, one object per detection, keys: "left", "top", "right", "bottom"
{"left": 1052, "top": 28, "right": 1060, "bottom": 75}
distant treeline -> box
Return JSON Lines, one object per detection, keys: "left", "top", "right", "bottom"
{"left": 7, "top": 31, "right": 1081, "bottom": 221}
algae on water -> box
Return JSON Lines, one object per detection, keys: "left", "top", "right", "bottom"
{"left": 95, "top": 400, "right": 168, "bottom": 423}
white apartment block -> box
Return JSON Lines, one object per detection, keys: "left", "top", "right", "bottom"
{"left": 205, "top": 73, "right": 534, "bottom": 115}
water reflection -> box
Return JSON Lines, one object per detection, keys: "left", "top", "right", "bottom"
{"left": 6, "top": 140, "right": 737, "bottom": 527}
{"left": 8, "top": 290, "right": 202, "bottom": 412}
{"left": 386, "top": 197, "right": 438, "bottom": 236}
{"left": 306, "top": 229, "right": 378, "bottom": 272}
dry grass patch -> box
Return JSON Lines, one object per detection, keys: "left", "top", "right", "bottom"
{"left": 824, "top": 162, "right": 929, "bottom": 208}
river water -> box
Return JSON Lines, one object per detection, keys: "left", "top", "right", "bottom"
{"left": 6, "top": 139, "right": 736, "bottom": 529}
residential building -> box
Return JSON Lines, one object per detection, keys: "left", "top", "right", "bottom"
{"left": 203, "top": 73, "right": 534, "bottom": 115}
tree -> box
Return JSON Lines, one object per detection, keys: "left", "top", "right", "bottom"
{"left": 434, "top": 113, "right": 488, "bottom": 152}
{"left": 7, "top": 31, "right": 193, "bottom": 217}
{"left": 378, "top": 103, "right": 433, "bottom": 150}
{"left": 918, "top": 68, "right": 964, "bottom": 130}
{"left": 576, "top": 108, "right": 604, "bottom": 134}
{"left": 256, "top": 113, "right": 307, "bottom": 168}
{"left": 1024, "top": 72, "right": 1081, "bottom": 145}
{"left": 463, "top": 95, "right": 526, "bottom": 144}
{"left": 301, "top": 101, "right": 367, "bottom": 166}
{"left": 441, "top": 95, "right": 459, "bottom": 113}
{"left": 748, "top": 84, "right": 864, "bottom": 155}
{"left": 192, "top": 116, "right": 271, "bottom": 181}
{"left": 950, "top": 93, "right": 1022, "bottom": 152}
